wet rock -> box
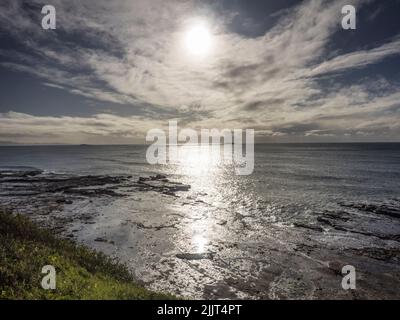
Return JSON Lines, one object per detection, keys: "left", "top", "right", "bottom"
{"left": 294, "top": 243, "right": 315, "bottom": 255}
{"left": 132, "top": 221, "right": 178, "bottom": 231}
{"left": 0, "top": 172, "right": 129, "bottom": 200}
{"left": 139, "top": 174, "right": 167, "bottom": 182}
{"left": 293, "top": 222, "right": 324, "bottom": 232}
{"left": 316, "top": 217, "right": 347, "bottom": 232}
{"left": 176, "top": 252, "right": 215, "bottom": 260}
{"left": 0, "top": 166, "right": 43, "bottom": 178}
{"left": 217, "top": 220, "right": 227, "bottom": 226}
{"left": 327, "top": 261, "right": 344, "bottom": 276}
{"left": 317, "top": 215, "right": 400, "bottom": 242}
{"left": 137, "top": 175, "right": 191, "bottom": 195}
{"left": 321, "top": 210, "right": 350, "bottom": 222}
{"left": 340, "top": 202, "right": 400, "bottom": 219}
{"left": 64, "top": 188, "right": 125, "bottom": 197}
{"left": 269, "top": 274, "right": 315, "bottom": 300}
{"left": 94, "top": 237, "right": 115, "bottom": 245}
{"left": 348, "top": 247, "right": 400, "bottom": 262}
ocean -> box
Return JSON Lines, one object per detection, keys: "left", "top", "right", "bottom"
{"left": 1, "top": 143, "right": 399, "bottom": 299}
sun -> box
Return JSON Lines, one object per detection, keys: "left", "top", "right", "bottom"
{"left": 184, "top": 22, "right": 213, "bottom": 56}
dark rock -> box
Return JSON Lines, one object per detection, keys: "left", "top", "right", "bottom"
{"left": 317, "top": 217, "right": 347, "bottom": 232}
{"left": 293, "top": 222, "right": 324, "bottom": 232}
{"left": 137, "top": 175, "right": 191, "bottom": 196}
{"left": 176, "top": 252, "right": 215, "bottom": 260}
{"left": 327, "top": 261, "right": 343, "bottom": 276}
{"left": 340, "top": 202, "right": 400, "bottom": 219}
{"left": 348, "top": 247, "right": 400, "bottom": 262}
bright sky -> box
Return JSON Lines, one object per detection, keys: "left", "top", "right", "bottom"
{"left": 0, "top": 0, "right": 400, "bottom": 144}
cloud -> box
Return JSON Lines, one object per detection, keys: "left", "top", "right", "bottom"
{"left": 307, "top": 37, "right": 400, "bottom": 77}
{"left": 0, "top": 0, "right": 399, "bottom": 143}
{"left": 0, "top": 111, "right": 165, "bottom": 144}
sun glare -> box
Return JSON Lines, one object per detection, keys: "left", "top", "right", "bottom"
{"left": 184, "top": 22, "right": 213, "bottom": 56}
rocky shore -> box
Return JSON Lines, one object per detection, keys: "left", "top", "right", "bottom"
{"left": 1, "top": 167, "right": 399, "bottom": 299}
{"left": 0, "top": 168, "right": 190, "bottom": 232}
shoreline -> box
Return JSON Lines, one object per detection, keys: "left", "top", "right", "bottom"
{"left": 1, "top": 166, "right": 400, "bottom": 299}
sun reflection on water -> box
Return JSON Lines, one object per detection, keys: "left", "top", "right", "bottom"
{"left": 172, "top": 144, "right": 224, "bottom": 177}
{"left": 166, "top": 144, "right": 229, "bottom": 254}
{"left": 192, "top": 234, "right": 208, "bottom": 253}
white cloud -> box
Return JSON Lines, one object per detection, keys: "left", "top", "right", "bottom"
{"left": 308, "top": 37, "right": 400, "bottom": 77}
{"left": 0, "top": 0, "right": 400, "bottom": 143}
{"left": 0, "top": 111, "right": 164, "bottom": 144}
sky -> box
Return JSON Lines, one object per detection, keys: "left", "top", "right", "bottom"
{"left": 0, "top": 0, "right": 400, "bottom": 144}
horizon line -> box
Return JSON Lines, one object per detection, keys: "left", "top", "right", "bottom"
{"left": 1, "top": 141, "right": 400, "bottom": 147}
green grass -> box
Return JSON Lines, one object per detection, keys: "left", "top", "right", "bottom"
{"left": 0, "top": 210, "right": 175, "bottom": 300}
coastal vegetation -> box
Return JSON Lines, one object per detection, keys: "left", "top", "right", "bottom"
{"left": 0, "top": 210, "right": 174, "bottom": 300}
